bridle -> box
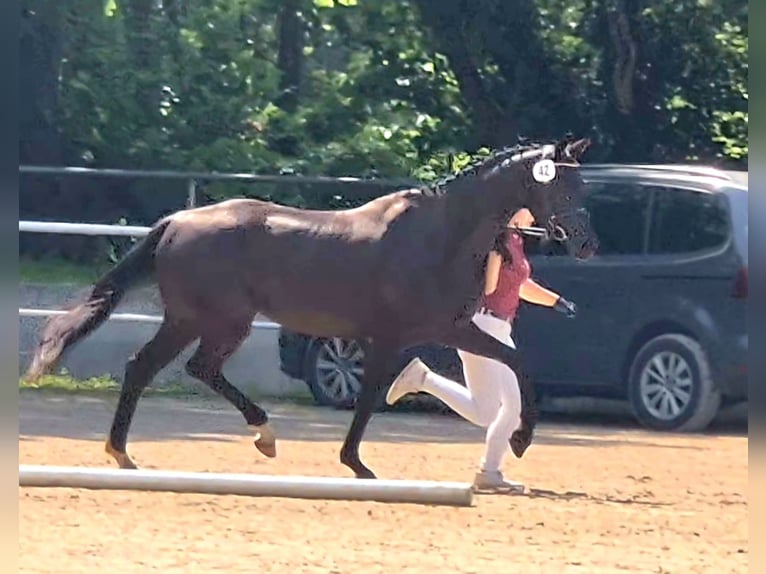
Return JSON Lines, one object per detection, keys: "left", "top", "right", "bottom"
{"left": 513, "top": 157, "right": 585, "bottom": 242}
{"left": 514, "top": 225, "right": 549, "bottom": 239}
{"left": 513, "top": 207, "right": 589, "bottom": 242}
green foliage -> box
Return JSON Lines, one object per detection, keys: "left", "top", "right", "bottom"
{"left": 23, "top": 0, "right": 748, "bottom": 193}
{"left": 631, "top": 0, "right": 748, "bottom": 162}
{"left": 532, "top": 0, "right": 747, "bottom": 163}
{"left": 20, "top": 373, "right": 121, "bottom": 394}
{"left": 18, "top": 0, "right": 745, "bottom": 266}
{"left": 19, "top": 372, "right": 193, "bottom": 396}
{"left": 19, "top": 255, "right": 110, "bottom": 284}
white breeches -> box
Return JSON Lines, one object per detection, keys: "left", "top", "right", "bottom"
{"left": 421, "top": 312, "right": 522, "bottom": 472}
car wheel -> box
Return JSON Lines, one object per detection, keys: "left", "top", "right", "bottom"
{"left": 304, "top": 337, "right": 365, "bottom": 407}
{"left": 627, "top": 333, "right": 721, "bottom": 432}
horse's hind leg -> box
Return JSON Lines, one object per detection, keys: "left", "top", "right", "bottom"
{"left": 184, "top": 322, "right": 275, "bottom": 458}
{"left": 106, "top": 316, "right": 197, "bottom": 469}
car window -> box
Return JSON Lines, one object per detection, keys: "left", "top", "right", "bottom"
{"left": 526, "top": 181, "right": 651, "bottom": 257}
{"left": 647, "top": 188, "right": 730, "bottom": 254}
{"left": 583, "top": 182, "right": 651, "bottom": 255}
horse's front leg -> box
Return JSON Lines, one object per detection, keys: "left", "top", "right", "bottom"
{"left": 339, "top": 341, "right": 399, "bottom": 479}
{"left": 437, "top": 320, "right": 539, "bottom": 458}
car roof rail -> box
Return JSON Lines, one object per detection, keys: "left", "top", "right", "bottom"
{"left": 583, "top": 163, "right": 740, "bottom": 181}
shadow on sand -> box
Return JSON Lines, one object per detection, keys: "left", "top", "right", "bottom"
{"left": 19, "top": 393, "right": 746, "bottom": 452}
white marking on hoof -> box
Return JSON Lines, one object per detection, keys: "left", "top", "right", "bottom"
{"left": 249, "top": 424, "right": 277, "bottom": 458}
{"left": 105, "top": 441, "right": 138, "bottom": 469}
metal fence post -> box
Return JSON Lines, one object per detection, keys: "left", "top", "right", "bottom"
{"left": 186, "top": 178, "right": 196, "bottom": 208}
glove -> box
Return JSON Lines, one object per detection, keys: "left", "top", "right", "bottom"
{"left": 553, "top": 296, "right": 576, "bottom": 318}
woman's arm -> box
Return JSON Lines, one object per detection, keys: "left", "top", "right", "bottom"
{"left": 519, "top": 278, "right": 560, "bottom": 307}
{"left": 484, "top": 251, "right": 503, "bottom": 295}
{"left": 520, "top": 278, "right": 578, "bottom": 317}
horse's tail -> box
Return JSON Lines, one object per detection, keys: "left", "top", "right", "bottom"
{"left": 24, "top": 218, "right": 172, "bottom": 382}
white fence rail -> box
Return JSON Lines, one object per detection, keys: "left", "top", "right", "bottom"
{"left": 20, "top": 220, "right": 152, "bottom": 237}
{"left": 19, "top": 220, "right": 279, "bottom": 330}
{"left": 19, "top": 308, "right": 279, "bottom": 329}
{"left": 19, "top": 164, "right": 413, "bottom": 332}
{"left": 20, "top": 164, "right": 415, "bottom": 208}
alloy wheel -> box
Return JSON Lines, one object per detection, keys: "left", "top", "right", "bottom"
{"left": 638, "top": 351, "right": 694, "bottom": 421}
{"left": 313, "top": 337, "right": 365, "bottom": 403}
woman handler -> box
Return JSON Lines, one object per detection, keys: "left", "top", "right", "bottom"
{"left": 386, "top": 207, "right": 576, "bottom": 493}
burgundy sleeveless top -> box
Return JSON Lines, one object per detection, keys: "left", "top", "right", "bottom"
{"left": 481, "top": 231, "right": 531, "bottom": 321}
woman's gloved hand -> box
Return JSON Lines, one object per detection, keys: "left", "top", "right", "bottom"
{"left": 553, "top": 296, "right": 577, "bottom": 318}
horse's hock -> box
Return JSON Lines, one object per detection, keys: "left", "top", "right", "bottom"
{"left": 18, "top": 282, "right": 308, "bottom": 399}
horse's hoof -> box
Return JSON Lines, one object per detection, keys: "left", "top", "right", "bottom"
{"left": 355, "top": 468, "right": 377, "bottom": 480}
{"left": 250, "top": 424, "right": 277, "bottom": 458}
{"left": 510, "top": 429, "right": 533, "bottom": 459}
{"left": 105, "top": 441, "right": 139, "bottom": 469}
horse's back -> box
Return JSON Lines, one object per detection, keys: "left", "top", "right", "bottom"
{"left": 166, "top": 188, "right": 423, "bottom": 233}
{"left": 153, "top": 188, "right": 442, "bottom": 334}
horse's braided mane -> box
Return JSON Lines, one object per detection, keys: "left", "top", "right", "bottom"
{"left": 420, "top": 141, "right": 550, "bottom": 197}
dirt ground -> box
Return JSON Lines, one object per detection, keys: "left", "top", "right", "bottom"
{"left": 19, "top": 393, "right": 747, "bottom": 574}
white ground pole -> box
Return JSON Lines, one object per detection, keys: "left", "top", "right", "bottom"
{"left": 18, "top": 465, "right": 475, "bottom": 507}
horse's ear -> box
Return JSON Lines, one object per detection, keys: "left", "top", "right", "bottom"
{"left": 564, "top": 138, "right": 591, "bottom": 161}
{"left": 553, "top": 133, "right": 574, "bottom": 159}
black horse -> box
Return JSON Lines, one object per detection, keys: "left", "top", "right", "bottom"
{"left": 24, "top": 137, "right": 598, "bottom": 479}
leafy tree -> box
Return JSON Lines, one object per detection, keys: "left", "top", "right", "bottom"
{"left": 19, "top": 0, "right": 747, "bottom": 262}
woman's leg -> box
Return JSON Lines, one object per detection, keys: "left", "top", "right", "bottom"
{"left": 386, "top": 313, "right": 524, "bottom": 491}
{"left": 458, "top": 314, "right": 523, "bottom": 487}
{"left": 385, "top": 351, "right": 498, "bottom": 426}
{"left": 469, "top": 351, "right": 522, "bottom": 473}
{"left": 386, "top": 314, "right": 510, "bottom": 427}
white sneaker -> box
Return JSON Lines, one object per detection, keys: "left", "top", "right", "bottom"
{"left": 385, "top": 358, "right": 427, "bottom": 405}
{"left": 472, "top": 470, "right": 525, "bottom": 494}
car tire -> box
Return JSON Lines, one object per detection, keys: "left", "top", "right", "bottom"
{"left": 627, "top": 333, "right": 721, "bottom": 432}
{"left": 303, "top": 337, "right": 366, "bottom": 408}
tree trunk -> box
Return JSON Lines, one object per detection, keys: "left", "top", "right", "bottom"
{"left": 19, "top": 1, "right": 67, "bottom": 165}
{"left": 162, "top": 0, "right": 184, "bottom": 67}
{"left": 275, "top": 0, "right": 305, "bottom": 113}
{"left": 123, "top": 0, "right": 158, "bottom": 117}
{"left": 484, "top": 1, "right": 586, "bottom": 140}
{"left": 412, "top": 0, "right": 514, "bottom": 148}
{"left": 597, "top": 0, "right": 658, "bottom": 161}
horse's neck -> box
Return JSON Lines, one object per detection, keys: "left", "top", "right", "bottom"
{"left": 441, "top": 177, "right": 512, "bottom": 257}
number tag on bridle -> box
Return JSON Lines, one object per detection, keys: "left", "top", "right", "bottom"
{"left": 532, "top": 159, "right": 556, "bottom": 183}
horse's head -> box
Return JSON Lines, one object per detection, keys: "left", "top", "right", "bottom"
{"left": 485, "top": 137, "right": 599, "bottom": 260}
